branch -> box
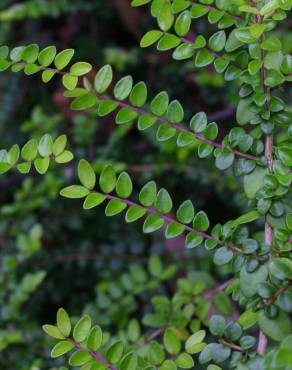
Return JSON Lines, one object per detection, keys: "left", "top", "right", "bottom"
{"left": 218, "top": 338, "right": 245, "bottom": 352}
{"left": 264, "top": 281, "right": 292, "bottom": 307}
{"left": 13, "top": 61, "right": 259, "bottom": 162}
{"left": 68, "top": 339, "right": 117, "bottom": 370}
{"left": 89, "top": 189, "right": 257, "bottom": 259}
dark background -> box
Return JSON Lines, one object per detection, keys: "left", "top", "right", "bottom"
{"left": 0, "top": 1, "right": 291, "bottom": 369}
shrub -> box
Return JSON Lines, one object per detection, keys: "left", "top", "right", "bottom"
{"left": 0, "top": 0, "right": 292, "bottom": 369}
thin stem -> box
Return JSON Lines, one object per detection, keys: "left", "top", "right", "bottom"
{"left": 67, "top": 339, "right": 117, "bottom": 370}
{"left": 14, "top": 61, "right": 259, "bottom": 161}
{"left": 218, "top": 338, "right": 245, "bottom": 352}
{"left": 265, "top": 281, "right": 292, "bottom": 306}
{"left": 139, "top": 328, "right": 164, "bottom": 349}
{"left": 98, "top": 96, "right": 259, "bottom": 161}
{"left": 92, "top": 190, "right": 259, "bottom": 259}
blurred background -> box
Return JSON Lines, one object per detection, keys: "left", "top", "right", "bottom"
{"left": 0, "top": 1, "right": 291, "bottom": 369}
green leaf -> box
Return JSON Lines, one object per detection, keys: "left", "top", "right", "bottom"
{"left": 215, "top": 149, "right": 235, "bottom": 170}
{"left": 173, "top": 43, "right": 195, "bottom": 60}
{"left": 240, "top": 265, "right": 268, "bottom": 298}
{"left": 185, "top": 330, "right": 206, "bottom": 354}
{"left": 114, "top": 76, "right": 133, "bottom": 100}
{"left": 70, "top": 61, "right": 92, "bottom": 76}
{"left": 140, "top": 30, "right": 163, "bottom": 48}
{"left": 55, "top": 150, "right": 74, "bottom": 164}
{"left": 175, "top": 353, "right": 194, "bottom": 368}
{"left": 116, "top": 108, "right": 138, "bottom": 124}
{"left": 155, "top": 188, "right": 173, "bottom": 214}
{"left": 17, "top": 162, "right": 31, "bottom": 174}
{"left": 148, "top": 341, "right": 165, "bottom": 365}
{"left": 62, "top": 74, "right": 78, "bottom": 90}
{"left": 99, "top": 165, "right": 117, "bottom": 193}
{"left": 42, "top": 324, "right": 65, "bottom": 339}
{"left": 286, "top": 213, "right": 292, "bottom": 231}
{"left": 148, "top": 254, "right": 163, "bottom": 277}
{"left": 105, "top": 199, "right": 127, "bottom": 216}
{"left": 242, "top": 239, "right": 258, "bottom": 254}
{"left": 38, "top": 45, "right": 56, "bottom": 66}
{"left": 53, "top": 135, "right": 67, "bottom": 156}
{"left": 38, "top": 134, "right": 53, "bottom": 157}
{"left": 214, "top": 247, "right": 233, "bottom": 266}
{"left": 34, "top": 158, "right": 50, "bottom": 174}
{"left": 106, "top": 341, "right": 124, "bottom": 364}
{"left": 157, "top": 1, "right": 174, "bottom": 31}
{"left": 78, "top": 160, "right": 96, "bottom": 190}
{"left": 156, "top": 124, "right": 176, "bottom": 141}
{"left": 116, "top": 172, "right": 133, "bottom": 198}
{"left": 166, "top": 100, "right": 184, "bottom": 123}
{"left": 69, "top": 350, "right": 92, "bottom": 366}
{"left": 259, "top": 310, "right": 291, "bottom": 341}
{"left": 238, "top": 309, "right": 259, "bottom": 330}
{"left": 209, "top": 31, "right": 226, "bottom": 52}
{"left": 175, "top": 10, "right": 191, "bottom": 36}
{"left": 190, "top": 4, "right": 209, "bottom": 18}
{"left": 86, "top": 326, "right": 103, "bottom": 351}
{"left": 22, "top": 44, "right": 39, "bottom": 63}
{"left": 139, "top": 181, "right": 157, "bottom": 206}
{"left": 209, "top": 315, "right": 225, "bottom": 337}
{"left": 211, "top": 344, "right": 231, "bottom": 363}
{"left": 176, "top": 200, "right": 195, "bottom": 224}
{"left": 51, "top": 341, "right": 74, "bottom": 358}
{"left": 73, "top": 315, "right": 91, "bottom": 343}
{"left": 54, "top": 49, "right": 75, "bottom": 70}
{"left": 57, "top": 308, "right": 71, "bottom": 337}
{"left": 71, "top": 93, "right": 98, "bottom": 110}
{"left": 130, "top": 81, "right": 147, "bottom": 107}
{"left": 151, "top": 91, "right": 169, "bottom": 116}
{"left": 98, "top": 99, "right": 118, "bottom": 116}
{"left": 143, "top": 214, "right": 164, "bottom": 233}
{"left": 95, "top": 65, "right": 113, "bottom": 93}
{"left": 278, "top": 146, "right": 292, "bottom": 166}
{"left": 260, "top": 0, "right": 280, "bottom": 17}
{"left": 165, "top": 222, "right": 185, "bottom": 239}
{"left": 163, "top": 328, "right": 181, "bottom": 355}
{"left": 195, "top": 49, "right": 215, "bottom": 68}
{"left": 21, "top": 139, "right": 38, "bottom": 161}
{"left": 83, "top": 193, "right": 106, "bottom": 210}
{"left": 185, "top": 232, "right": 203, "bottom": 248}
{"left": 7, "top": 144, "right": 20, "bottom": 165}
{"left": 60, "top": 185, "right": 90, "bottom": 199}
{"left": 157, "top": 34, "right": 180, "bottom": 51}
{"left": 125, "top": 205, "right": 146, "bottom": 223}
{"left": 190, "top": 112, "right": 207, "bottom": 133}
{"left": 244, "top": 167, "right": 268, "bottom": 199}
{"left": 131, "top": 0, "right": 152, "bottom": 6}
{"left": 269, "top": 258, "right": 292, "bottom": 280}
{"left": 42, "top": 70, "right": 56, "bottom": 83}
{"left": 193, "top": 211, "right": 209, "bottom": 231}
{"left": 232, "top": 211, "right": 260, "bottom": 228}
{"left": 138, "top": 115, "right": 157, "bottom": 130}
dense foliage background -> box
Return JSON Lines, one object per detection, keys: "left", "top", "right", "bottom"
{"left": 0, "top": 1, "right": 291, "bottom": 369}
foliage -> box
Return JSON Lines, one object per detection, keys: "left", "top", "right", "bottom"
{"left": 0, "top": 0, "right": 292, "bottom": 369}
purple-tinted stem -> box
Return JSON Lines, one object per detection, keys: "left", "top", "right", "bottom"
{"left": 102, "top": 192, "right": 214, "bottom": 241}
{"left": 68, "top": 339, "right": 117, "bottom": 370}
{"left": 98, "top": 96, "right": 259, "bottom": 161}
{"left": 202, "top": 3, "right": 242, "bottom": 20}
{"left": 180, "top": 35, "right": 221, "bottom": 58}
